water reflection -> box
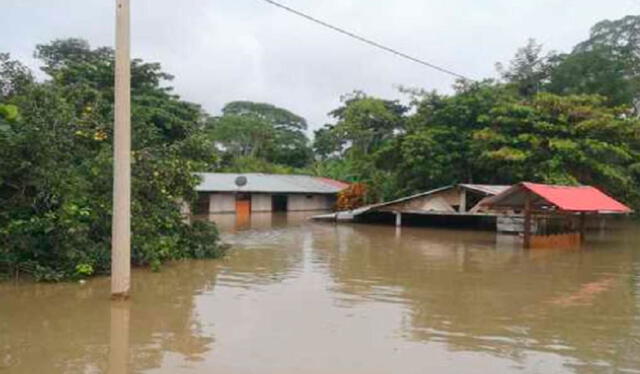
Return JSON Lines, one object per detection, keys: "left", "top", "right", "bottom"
{"left": 107, "top": 300, "right": 130, "bottom": 374}
{"left": 202, "top": 212, "right": 312, "bottom": 233}
{"left": 0, "top": 261, "right": 219, "bottom": 373}
{"left": 1, "top": 214, "right": 640, "bottom": 373}
{"left": 311, "top": 223, "right": 640, "bottom": 373}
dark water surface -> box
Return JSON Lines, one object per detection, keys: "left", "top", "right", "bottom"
{"left": 2, "top": 213, "right": 640, "bottom": 373}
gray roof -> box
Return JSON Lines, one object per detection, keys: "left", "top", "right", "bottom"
{"left": 459, "top": 184, "right": 511, "bottom": 196}
{"left": 195, "top": 173, "right": 349, "bottom": 194}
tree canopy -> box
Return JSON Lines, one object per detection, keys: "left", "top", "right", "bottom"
{"left": 3, "top": 14, "right": 640, "bottom": 280}
{"left": 208, "top": 100, "right": 313, "bottom": 170}
{"left": 0, "top": 39, "right": 223, "bottom": 281}
{"left": 311, "top": 15, "right": 640, "bottom": 207}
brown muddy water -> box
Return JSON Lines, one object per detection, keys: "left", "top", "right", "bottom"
{"left": 2, "top": 212, "right": 640, "bottom": 373}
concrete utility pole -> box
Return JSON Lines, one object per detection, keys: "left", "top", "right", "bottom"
{"left": 112, "top": 0, "right": 131, "bottom": 298}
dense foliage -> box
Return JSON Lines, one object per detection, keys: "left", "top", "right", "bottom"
{"left": 207, "top": 101, "right": 313, "bottom": 171}
{"left": 312, "top": 15, "right": 640, "bottom": 209}
{"left": 2, "top": 15, "right": 640, "bottom": 280}
{"left": 0, "top": 40, "right": 223, "bottom": 281}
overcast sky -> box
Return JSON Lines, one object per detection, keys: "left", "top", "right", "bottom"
{"left": 2, "top": 0, "right": 637, "bottom": 130}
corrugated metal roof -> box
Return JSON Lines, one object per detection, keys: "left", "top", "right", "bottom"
{"left": 342, "top": 184, "right": 512, "bottom": 217}
{"left": 195, "top": 173, "right": 349, "bottom": 194}
{"left": 459, "top": 184, "right": 511, "bottom": 196}
{"left": 484, "top": 182, "right": 632, "bottom": 213}
{"left": 361, "top": 185, "right": 455, "bottom": 212}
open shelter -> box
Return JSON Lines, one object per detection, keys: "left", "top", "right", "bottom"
{"left": 483, "top": 182, "right": 632, "bottom": 248}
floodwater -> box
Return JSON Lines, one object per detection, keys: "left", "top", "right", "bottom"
{"left": 2, "top": 213, "right": 640, "bottom": 374}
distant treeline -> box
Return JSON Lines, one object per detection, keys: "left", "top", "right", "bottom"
{"left": 212, "top": 15, "right": 640, "bottom": 209}
{"left": 1, "top": 15, "right": 639, "bottom": 280}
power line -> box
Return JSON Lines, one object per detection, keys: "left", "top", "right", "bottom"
{"left": 258, "top": 0, "right": 473, "bottom": 81}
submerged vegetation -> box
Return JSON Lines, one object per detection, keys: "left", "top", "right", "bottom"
{"left": 1, "top": 15, "right": 640, "bottom": 280}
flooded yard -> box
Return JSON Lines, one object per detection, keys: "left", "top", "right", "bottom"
{"left": 2, "top": 213, "right": 640, "bottom": 373}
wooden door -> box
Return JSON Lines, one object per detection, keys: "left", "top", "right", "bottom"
{"left": 235, "top": 194, "right": 251, "bottom": 229}
{"left": 236, "top": 200, "right": 251, "bottom": 216}
{"left": 235, "top": 193, "right": 252, "bottom": 216}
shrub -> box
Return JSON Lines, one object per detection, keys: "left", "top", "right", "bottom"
{"left": 0, "top": 41, "right": 225, "bottom": 281}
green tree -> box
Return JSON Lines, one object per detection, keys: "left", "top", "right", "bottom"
{"left": 396, "top": 81, "right": 513, "bottom": 194}
{"left": 471, "top": 93, "right": 640, "bottom": 206}
{"left": 0, "top": 40, "right": 223, "bottom": 281}
{"left": 548, "top": 47, "right": 638, "bottom": 109}
{"left": 548, "top": 15, "right": 640, "bottom": 110}
{"left": 496, "top": 39, "right": 554, "bottom": 97}
{"left": 312, "top": 92, "right": 407, "bottom": 201}
{"left": 209, "top": 114, "right": 274, "bottom": 159}
{"left": 0, "top": 52, "right": 33, "bottom": 98}
{"left": 325, "top": 91, "right": 406, "bottom": 156}
{"left": 209, "top": 101, "right": 313, "bottom": 169}
{"left": 573, "top": 15, "right": 640, "bottom": 53}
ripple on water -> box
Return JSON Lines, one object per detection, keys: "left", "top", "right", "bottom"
{"left": 3, "top": 219, "right": 640, "bottom": 373}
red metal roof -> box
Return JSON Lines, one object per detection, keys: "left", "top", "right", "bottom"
{"left": 511, "top": 182, "right": 632, "bottom": 213}
{"left": 315, "top": 177, "right": 350, "bottom": 190}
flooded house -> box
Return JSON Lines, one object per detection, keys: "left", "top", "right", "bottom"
{"left": 193, "top": 173, "right": 349, "bottom": 215}
{"left": 314, "top": 181, "right": 632, "bottom": 238}
{"left": 314, "top": 183, "right": 513, "bottom": 229}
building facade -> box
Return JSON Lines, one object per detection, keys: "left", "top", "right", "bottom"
{"left": 194, "top": 173, "right": 348, "bottom": 214}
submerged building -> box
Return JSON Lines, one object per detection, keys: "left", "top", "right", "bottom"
{"left": 313, "top": 183, "right": 513, "bottom": 229}
{"left": 194, "top": 173, "right": 349, "bottom": 215}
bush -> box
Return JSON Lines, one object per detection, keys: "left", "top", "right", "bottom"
{"left": 336, "top": 183, "right": 368, "bottom": 210}
{"left": 0, "top": 41, "right": 225, "bottom": 281}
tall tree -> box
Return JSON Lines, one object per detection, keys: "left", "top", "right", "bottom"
{"left": 325, "top": 91, "right": 407, "bottom": 156}
{"left": 548, "top": 15, "right": 640, "bottom": 110}
{"left": 397, "top": 81, "right": 514, "bottom": 194}
{"left": 496, "top": 39, "right": 554, "bottom": 98}
{"left": 471, "top": 93, "right": 640, "bottom": 206}
{"left": 312, "top": 92, "right": 407, "bottom": 201}
{"left": 210, "top": 101, "right": 312, "bottom": 169}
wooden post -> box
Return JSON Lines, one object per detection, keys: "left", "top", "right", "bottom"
{"left": 523, "top": 192, "right": 532, "bottom": 249}
{"left": 395, "top": 211, "right": 402, "bottom": 227}
{"left": 111, "top": 0, "right": 131, "bottom": 298}
{"left": 459, "top": 188, "right": 467, "bottom": 213}
{"left": 579, "top": 212, "right": 586, "bottom": 244}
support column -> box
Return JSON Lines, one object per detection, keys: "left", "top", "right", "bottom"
{"left": 459, "top": 188, "right": 467, "bottom": 213}
{"left": 111, "top": 0, "right": 131, "bottom": 299}
{"left": 598, "top": 216, "right": 606, "bottom": 239}
{"left": 395, "top": 211, "right": 402, "bottom": 227}
{"left": 579, "top": 212, "right": 586, "bottom": 243}
{"left": 208, "top": 193, "right": 217, "bottom": 214}
{"left": 523, "top": 192, "right": 532, "bottom": 249}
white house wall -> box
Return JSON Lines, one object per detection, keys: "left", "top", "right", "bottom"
{"left": 251, "top": 193, "right": 272, "bottom": 212}
{"left": 204, "top": 192, "right": 335, "bottom": 213}
{"left": 209, "top": 193, "right": 235, "bottom": 213}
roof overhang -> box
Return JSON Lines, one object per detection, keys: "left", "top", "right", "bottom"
{"left": 483, "top": 182, "right": 632, "bottom": 214}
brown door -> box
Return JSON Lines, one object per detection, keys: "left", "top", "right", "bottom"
{"left": 235, "top": 193, "right": 252, "bottom": 216}
{"left": 235, "top": 194, "right": 251, "bottom": 229}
